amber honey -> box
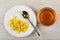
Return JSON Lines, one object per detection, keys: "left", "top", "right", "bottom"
{"left": 37, "top": 7, "right": 56, "bottom": 26}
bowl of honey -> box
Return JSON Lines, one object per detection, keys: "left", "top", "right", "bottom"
{"left": 37, "top": 7, "right": 56, "bottom": 26}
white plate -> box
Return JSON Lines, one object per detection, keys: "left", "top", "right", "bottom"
{"left": 4, "top": 5, "right": 37, "bottom": 37}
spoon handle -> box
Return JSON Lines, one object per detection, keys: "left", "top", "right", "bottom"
{"left": 28, "top": 18, "right": 40, "bottom": 36}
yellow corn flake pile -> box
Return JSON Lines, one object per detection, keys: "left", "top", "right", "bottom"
{"left": 8, "top": 16, "right": 28, "bottom": 34}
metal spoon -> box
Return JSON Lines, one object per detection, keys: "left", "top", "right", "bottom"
{"left": 22, "top": 11, "right": 40, "bottom": 36}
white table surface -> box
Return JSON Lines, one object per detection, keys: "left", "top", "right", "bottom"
{"left": 0, "top": 0, "right": 60, "bottom": 40}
